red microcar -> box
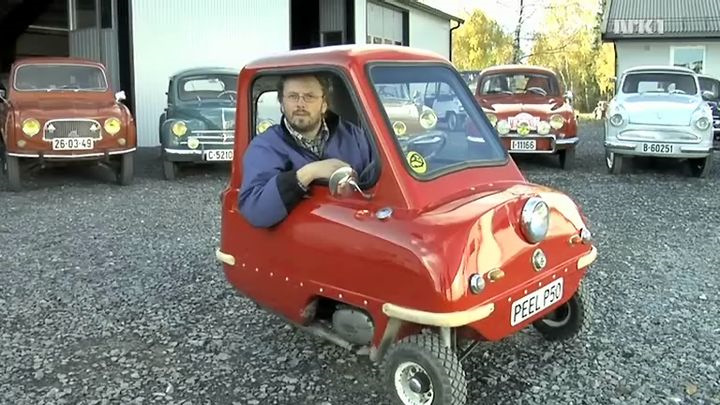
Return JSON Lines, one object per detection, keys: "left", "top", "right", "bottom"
{"left": 216, "top": 45, "right": 598, "bottom": 405}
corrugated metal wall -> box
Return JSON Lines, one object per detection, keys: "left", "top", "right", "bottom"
{"left": 354, "top": 0, "right": 367, "bottom": 43}
{"left": 131, "top": 0, "right": 290, "bottom": 147}
{"left": 320, "top": 0, "right": 345, "bottom": 36}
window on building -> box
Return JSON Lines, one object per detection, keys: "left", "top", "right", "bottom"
{"left": 100, "top": 0, "right": 113, "bottom": 28}
{"left": 671, "top": 46, "right": 705, "bottom": 74}
{"left": 366, "top": 1, "right": 406, "bottom": 46}
{"left": 75, "top": 0, "right": 97, "bottom": 29}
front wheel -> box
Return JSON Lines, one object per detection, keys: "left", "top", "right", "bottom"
{"left": 2, "top": 149, "right": 21, "bottom": 191}
{"left": 383, "top": 334, "right": 467, "bottom": 405}
{"left": 532, "top": 281, "right": 591, "bottom": 341}
{"left": 688, "top": 155, "right": 712, "bottom": 178}
{"left": 117, "top": 152, "right": 134, "bottom": 185}
{"left": 558, "top": 147, "right": 576, "bottom": 170}
{"left": 605, "top": 149, "right": 625, "bottom": 174}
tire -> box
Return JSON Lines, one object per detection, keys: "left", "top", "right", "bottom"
{"left": 117, "top": 152, "right": 134, "bottom": 185}
{"left": 446, "top": 112, "right": 457, "bottom": 131}
{"left": 605, "top": 149, "right": 625, "bottom": 174}
{"left": 532, "top": 281, "right": 591, "bottom": 341}
{"left": 4, "top": 152, "right": 21, "bottom": 191}
{"left": 688, "top": 155, "right": 712, "bottom": 178}
{"left": 559, "top": 147, "right": 576, "bottom": 170}
{"left": 383, "top": 334, "right": 467, "bottom": 405}
{"left": 163, "top": 158, "right": 178, "bottom": 180}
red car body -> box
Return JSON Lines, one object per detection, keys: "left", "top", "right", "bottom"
{"left": 472, "top": 64, "right": 579, "bottom": 169}
{"left": 216, "top": 46, "right": 597, "bottom": 404}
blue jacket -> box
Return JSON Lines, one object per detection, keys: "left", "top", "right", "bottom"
{"left": 239, "top": 111, "right": 375, "bottom": 228}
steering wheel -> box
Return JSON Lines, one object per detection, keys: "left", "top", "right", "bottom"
{"left": 525, "top": 87, "right": 548, "bottom": 96}
{"left": 398, "top": 132, "right": 448, "bottom": 160}
{"left": 217, "top": 90, "right": 237, "bottom": 100}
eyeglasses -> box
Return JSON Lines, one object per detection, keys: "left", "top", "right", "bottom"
{"left": 284, "top": 92, "right": 322, "bottom": 103}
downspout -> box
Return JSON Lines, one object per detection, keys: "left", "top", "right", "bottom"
{"left": 449, "top": 19, "right": 463, "bottom": 62}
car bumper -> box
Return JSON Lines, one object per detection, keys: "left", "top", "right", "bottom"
{"left": 8, "top": 147, "right": 136, "bottom": 159}
{"left": 380, "top": 246, "right": 597, "bottom": 339}
{"left": 605, "top": 140, "right": 712, "bottom": 158}
{"left": 468, "top": 134, "right": 578, "bottom": 153}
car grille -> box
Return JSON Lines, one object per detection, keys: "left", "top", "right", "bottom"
{"left": 43, "top": 119, "right": 103, "bottom": 140}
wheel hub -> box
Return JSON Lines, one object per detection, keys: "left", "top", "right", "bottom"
{"left": 395, "top": 361, "right": 434, "bottom": 405}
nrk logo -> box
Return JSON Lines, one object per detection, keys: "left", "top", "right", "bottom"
{"left": 612, "top": 19, "right": 665, "bottom": 35}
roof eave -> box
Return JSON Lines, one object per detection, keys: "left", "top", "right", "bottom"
{"left": 385, "top": 0, "right": 465, "bottom": 23}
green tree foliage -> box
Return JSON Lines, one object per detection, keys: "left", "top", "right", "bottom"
{"left": 451, "top": 9, "right": 515, "bottom": 70}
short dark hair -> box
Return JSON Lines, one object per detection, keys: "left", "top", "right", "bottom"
{"left": 276, "top": 73, "right": 331, "bottom": 101}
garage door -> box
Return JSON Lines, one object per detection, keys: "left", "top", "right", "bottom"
{"left": 366, "top": 1, "right": 404, "bottom": 45}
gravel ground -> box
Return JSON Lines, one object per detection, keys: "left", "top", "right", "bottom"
{"left": 1, "top": 120, "right": 719, "bottom": 405}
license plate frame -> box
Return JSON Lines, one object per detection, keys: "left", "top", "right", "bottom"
{"left": 204, "top": 149, "right": 234, "bottom": 161}
{"left": 510, "top": 277, "right": 564, "bottom": 326}
{"left": 510, "top": 139, "right": 537, "bottom": 151}
{"left": 51, "top": 137, "right": 95, "bottom": 151}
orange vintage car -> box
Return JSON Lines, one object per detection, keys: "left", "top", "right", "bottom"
{"left": 471, "top": 65, "right": 579, "bottom": 169}
{"left": 0, "top": 57, "right": 136, "bottom": 190}
{"left": 216, "top": 45, "right": 597, "bottom": 404}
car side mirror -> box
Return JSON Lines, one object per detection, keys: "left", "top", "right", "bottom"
{"left": 115, "top": 90, "right": 126, "bottom": 102}
{"left": 702, "top": 90, "right": 714, "bottom": 100}
{"left": 328, "top": 166, "right": 371, "bottom": 199}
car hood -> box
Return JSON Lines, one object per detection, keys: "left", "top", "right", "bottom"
{"left": 617, "top": 94, "right": 704, "bottom": 125}
{"left": 174, "top": 106, "right": 236, "bottom": 130}
{"left": 13, "top": 96, "right": 117, "bottom": 111}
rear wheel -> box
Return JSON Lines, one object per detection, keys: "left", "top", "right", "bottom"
{"left": 688, "top": 155, "right": 712, "bottom": 178}
{"left": 446, "top": 112, "right": 457, "bottom": 131}
{"left": 383, "top": 334, "right": 467, "bottom": 405}
{"left": 532, "top": 281, "right": 591, "bottom": 341}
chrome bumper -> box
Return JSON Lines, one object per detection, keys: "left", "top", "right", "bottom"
{"left": 8, "top": 148, "right": 136, "bottom": 159}
{"left": 605, "top": 141, "right": 712, "bottom": 158}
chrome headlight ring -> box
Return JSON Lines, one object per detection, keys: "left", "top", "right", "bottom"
{"left": 521, "top": 197, "right": 550, "bottom": 244}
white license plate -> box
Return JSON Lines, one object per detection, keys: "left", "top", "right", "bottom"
{"left": 510, "top": 277, "right": 564, "bottom": 326}
{"left": 52, "top": 137, "right": 94, "bottom": 150}
{"left": 204, "top": 149, "right": 233, "bottom": 161}
{"left": 640, "top": 142, "right": 674, "bottom": 154}
{"left": 510, "top": 139, "right": 536, "bottom": 151}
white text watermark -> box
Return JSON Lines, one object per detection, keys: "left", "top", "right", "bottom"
{"left": 612, "top": 19, "right": 665, "bottom": 35}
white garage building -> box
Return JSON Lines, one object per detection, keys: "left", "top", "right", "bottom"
{"left": 32, "top": 0, "right": 462, "bottom": 147}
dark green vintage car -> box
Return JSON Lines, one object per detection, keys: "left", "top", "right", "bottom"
{"left": 159, "top": 67, "right": 239, "bottom": 179}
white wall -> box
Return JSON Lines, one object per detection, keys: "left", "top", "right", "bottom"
{"left": 354, "top": 0, "right": 367, "bottom": 43}
{"left": 130, "top": 0, "right": 290, "bottom": 147}
{"left": 408, "top": 7, "right": 449, "bottom": 59}
{"left": 616, "top": 40, "right": 720, "bottom": 79}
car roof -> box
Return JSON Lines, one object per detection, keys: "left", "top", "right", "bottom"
{"left": 12, "top": 56, "right": 105, "bottom": 67}
{"left": 242, "top": 44, "right": 449, "bottom": 72}
{"left": 478, "top": 64, "right": 558, "bottom": 76}
{"left": 170, "top": 66, "right": 240, "bottom": 78}
{"left": 621, "top": 65, "right": 697, "bottom": 74}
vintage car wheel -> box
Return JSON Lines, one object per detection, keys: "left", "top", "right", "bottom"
{"left": 2, "top": 150, "right": 21, "bottom": 191}
{"left": 532, "top": 281, "right": 591, "bottom": 341}
{"left": 688, "top": 155, "right": 712, "bottom": 178}
{"left": 163, "top": 159, "right": 178, "bottom": 180}
{"left": 559, "top": 147, "right": 576, "bottom": 170}
{"left": 383, "top": 334, "right": 467, "bottom": 405}
{"left": 117, "top": 152, "right": 134, "bottom": 185}
{"left": 446, "top": 112, "right": 458, "bottom": 131}
{"left": 605, "top": 150, "right": 625, "bottom": 174}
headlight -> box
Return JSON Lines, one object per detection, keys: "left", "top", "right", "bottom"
{"left": 537, "top": 120, "right": 551, "bottom": 135}
{"left": 104, "top": 117, "right": 122, "bottom": 135}
{"left": 609, "top": 113, "right": 624, "bottom": 127}
{"left": 187, "top": 137, "right": 199, "bottom": 149}
{"left": 392, "top": 120, "right": 407, "bottom": 136}
{"left": 496, "top": 119, "right": 510, "bottom": 135}
{"left": 172, "top": 121, "right": 188, "bottom": 136}
{"left": 22, "top": 118, "right": 40, "bottom": 137}
{"left": 485, "top": 113, "right": 498, "bottom": 127}
{"left": 468, "top": 274, "right": 485, "bottom": 294}
{"left": 256, "top": 119, "right": 274, "bottom": 134}
{"left": 695, "top": 116, "right": 711, "bottom": 130}
{"left": 549, "top": 114, "right": 565, "bottom": 129}
{"left": 419, "top": 109, "right": 437, "bottom": 129}
{"left": 520, "top": 197, "right": 549, "bottom": 244}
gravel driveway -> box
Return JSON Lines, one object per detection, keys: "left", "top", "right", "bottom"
{"left": 1, "top": 120, "right": 719, "bottom": 405}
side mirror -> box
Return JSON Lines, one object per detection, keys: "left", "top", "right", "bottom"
{"left": 702, "top": 90, "right": 714, "bottom": 100}
{"left": 328, "top": 166, "right": 371, "bottom": 199}
{"left": 115, "top": 90, "right": 126, "bottom": 102}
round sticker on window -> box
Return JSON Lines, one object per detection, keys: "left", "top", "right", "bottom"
{"left": 406, "top": 151, "right": 427, "bottom": 174}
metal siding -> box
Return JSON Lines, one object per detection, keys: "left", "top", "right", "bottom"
{"left": 408, "top": 8, "right": 449, "bottom": 59}
{"left": 320, "top": 0, "right": 345, "bottom": 35}
{"left": 69, "top": 29, "right": 102, "bottom": 62}
{"left": 130, "top": 0, "right": 290, "bottom": 147}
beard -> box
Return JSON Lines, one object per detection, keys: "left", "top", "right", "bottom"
{"left": 287, "top": 110, "right": 321, "bottom": 133}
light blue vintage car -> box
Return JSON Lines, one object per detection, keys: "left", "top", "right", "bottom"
{"left": 159, "top": 67, "right": 239, "bottom": 180}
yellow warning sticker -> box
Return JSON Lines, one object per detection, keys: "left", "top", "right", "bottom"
{"left": 406, "top": 151, "right": 427, "bottom": 174}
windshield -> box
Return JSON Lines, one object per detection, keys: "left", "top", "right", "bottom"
{"left": 478, "top": 72, "right": 560, "bottom": 97}
{"left": 177, "top": 74, "right": 238, "bottom": 102}
{"left": 699, "top": 77, "right": 720, "bottom": 99}
{"left": 368, "top": 64, "right": 507, "bottom": 178}
{"left": 375, "top": 83, "right": 411, "bottom": 102}
{"left": 621, "top": 72, "right": 698, "bottom": 95}
{"left": 14, "top": 64, "right": 108, "bottom": 91}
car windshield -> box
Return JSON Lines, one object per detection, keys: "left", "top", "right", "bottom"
{"left": 375, "top": 83, "right": 411, "bottom": 102}
{"left": 478, "top": 72, "right": 560, "bottom": 96}
{"left": 699, "top": 77, "right": 720, "bottom": 99}
{"left": 368, "top": 64, "right": 507, "bottom": 178}
{"left": 14, "top": 64, "right": 107, "bottom": 91}
{"left": 178, "top": 74, "right": 237, "bottom": 102}
{"left": 622, "top": 72, "right": 698, "bottom": 95}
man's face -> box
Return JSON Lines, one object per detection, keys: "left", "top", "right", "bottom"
{"left": 281, "top": 76, "right": 327, "bottom": 133}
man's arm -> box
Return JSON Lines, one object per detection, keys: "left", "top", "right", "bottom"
{"left": 238, "top": 141, "right": 307, "bottom": 228}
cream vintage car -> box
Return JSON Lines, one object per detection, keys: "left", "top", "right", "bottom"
{"left": 604, "top": 65, "right": 714, "bottom": 177}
